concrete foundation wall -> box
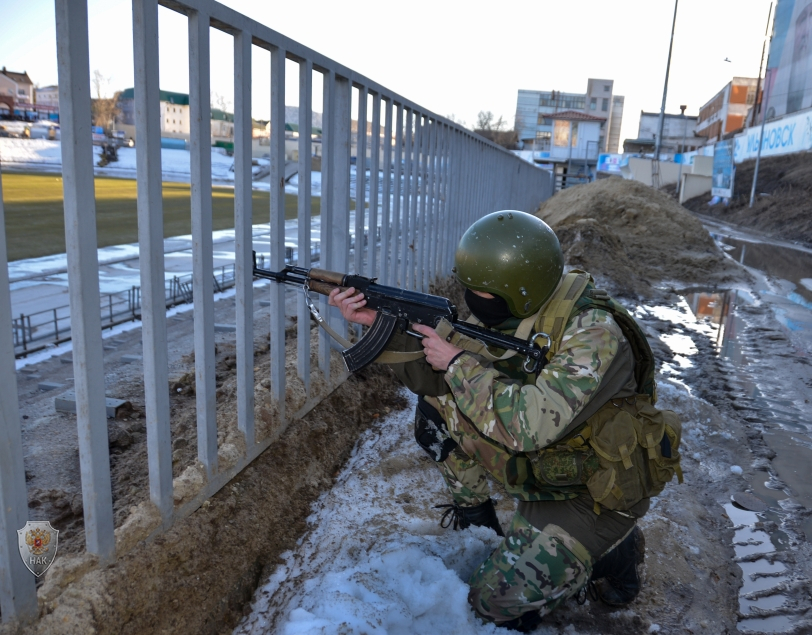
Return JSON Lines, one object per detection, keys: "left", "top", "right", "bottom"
{"left": 621, "top": 157, "right": 683, "bottom": 186}
{"left": 679, "top": 173, "right": 712, "bottom": 203}
{"left": 693, "top": 156, "right": 714, "bottom": 177}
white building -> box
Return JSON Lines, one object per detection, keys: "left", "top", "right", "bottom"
{"left": 0, "top": 67, "right": 33, "bottom": 103}
{"left": 160, "top": 101, "right": 190, "bottom": 135}
{"left": 35, "top": 85, "right": 59, "bottom": 108}
{"left": 626, "top": 110, "right": 704, "bottom": 154}
{"left": 515, "top": 78, "right": 625, "bottom": 156}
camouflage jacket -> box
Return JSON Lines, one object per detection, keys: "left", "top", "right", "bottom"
{"left": 391, "top": 308, "right": 636, "bottom": 501}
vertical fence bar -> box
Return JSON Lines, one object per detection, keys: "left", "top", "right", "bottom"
{"left": 0, "top": 166, "right": 38, "bottom": 622}
{"left": 189, "top": 8, "right": 218, "bottom": 477}
{"left": 297, "top": 58, "right": 313, "bottom": 391}
{"left": 380, "top": 98, "right": 393, "bottom": 285}
{"left": 234, "top": 29, "right": 255, "bottom": 449}
{"left": 435, "top": 124, "right": 449, "bottom": 276}
{"left": 392, "top": 104, "right": 404, "bottom": 287}
{"left": 354, "top": 86, "right": 367, "bottom": 276}
{"left": 399, "top": 109, "right": 412, "bottom": 289}
{"left": 269, "top": 46, "right": 287, "bottom": 420}
{"left": 133, "top": 0, "right": 173, "bottom": 522}
{"left": 452, "top": 128, "right": 462, "bottom": 257}
{"left": 54, "top": 0, "right": 115, "bottom": 562}
{"left": 318, "top": 70, "right": 335, "bottom": 376}
{"left": 407, "top": 113, "right": 421, "bottom": 290}
{"left": 445, "top": 125, "right": 455, "bottom": 272}
{"left": 426, "top": 120, "right": 439, "bottom": 284}
{"left": 331, "top": 74, "right": 352, "bottom": 319}
{"left": 368, "top": 92, "right": 381, "bottom": 278}
{"left": 453, "top": 132, "right": 465, "bottom": 271}
{"left": 418, "top": 116, "right": 432, "bottom": 291}
{"left": 463, "top": 134, "right": 474, "bottom": 245}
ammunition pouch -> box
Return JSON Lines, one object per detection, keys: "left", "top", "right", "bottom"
{"left": 530, "top": 395, "right": 683, "bottom": 512}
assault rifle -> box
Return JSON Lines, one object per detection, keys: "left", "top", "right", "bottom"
{"left": 252, "top": 252, "right": 550, "bottom": 373}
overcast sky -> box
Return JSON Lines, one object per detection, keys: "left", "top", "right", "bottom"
{"left": 1, "top": 0, "right": 774, "bottom": 145}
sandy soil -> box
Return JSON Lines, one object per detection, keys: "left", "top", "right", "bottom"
{"left": 535, "top": 176, "right": 750, "bottom": 301}
{"left": 681, "top": 153, "right": 812, "bottom": 249}
{"left": 4, "top": 176, "right": 812, "bottom": 634}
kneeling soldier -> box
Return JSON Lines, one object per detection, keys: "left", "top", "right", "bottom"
{"left": 330, "top": 210, "right": 681, "bottom": 630}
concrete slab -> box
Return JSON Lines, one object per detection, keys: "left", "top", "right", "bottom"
{"left": 38, "top": 382, "right": 64, "bottom": 392}
{"left": 214, "top": 324, "right": 237, "bottom": 332}
{"left": 54, "top": 390, "right": 131, "bottom": 418}
{"left": 120, "top": 354, "right": 143, "bottom": 364}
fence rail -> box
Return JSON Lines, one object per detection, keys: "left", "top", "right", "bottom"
{"left": 0, "top": 0, "right": 552, "bottom": 622}
{"left": 10, "top": 263, "right": 242, "bottom": 357}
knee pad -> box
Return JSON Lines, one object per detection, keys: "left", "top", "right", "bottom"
{"left": 414, "top": 397, "right": 458, "bottom": 462}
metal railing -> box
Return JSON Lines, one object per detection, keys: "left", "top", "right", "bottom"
{"left": 0, "top": 0, "right": 553, "bottom": 622}
{"left": 10, "top": 264, "right": 241, "bottom": 357}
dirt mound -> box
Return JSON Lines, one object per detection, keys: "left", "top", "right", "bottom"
{"left": 682, "top": 153, "right": 812, "bottom": 248}
{"left": 535, "top": 177, "right": 748, "bottom": 299}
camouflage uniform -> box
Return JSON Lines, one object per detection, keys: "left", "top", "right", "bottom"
{"left": 391, "top": 307, "right": 647, "bottom": 625}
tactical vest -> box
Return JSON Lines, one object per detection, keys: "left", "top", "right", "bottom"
{"left": 453, "top": 272, "right": 683, "bottom": 512}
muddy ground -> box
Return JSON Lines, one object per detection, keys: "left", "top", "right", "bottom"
{"left": 3, "top": 176, "right": 812, "bottom": 634}
{"left": 3, "top": 300, "right": 409, "bottom": 634}
{"left": 681, "top": 153, "right": 812, "bottom": 249}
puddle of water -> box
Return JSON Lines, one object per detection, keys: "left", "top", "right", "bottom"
{"left": 710, "top": 234, "right": 812, "bottom": 307}
{"left": 738, "top": 615, "right": 794, "bottom": 633}
{"left": 723, "top": 503, "right": 792, "bottom": 632}
{"left": 738, "top": 559, "right": 786, "bottom": 577}
{"left": 739, "top": 593, "right": 786, "bottom": 614}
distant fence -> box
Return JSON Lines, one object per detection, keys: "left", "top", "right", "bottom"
{"left": 11, "top": 263, "right": 240, "bottom": 357}
{"left": 0, "top": 0, "right": 553, "bottom": 622}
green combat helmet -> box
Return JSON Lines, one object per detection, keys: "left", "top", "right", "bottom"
{"left": 453, "top": 210, "right": 564, "bottom": 318}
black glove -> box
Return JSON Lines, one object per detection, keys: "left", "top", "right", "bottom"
{"left": 414, "top": 397, "right": 458, "bottom": 462}
{"left": 435, "top": 498, "right": 505, "bottom": 537}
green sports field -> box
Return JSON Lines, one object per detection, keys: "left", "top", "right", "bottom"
{"left": 1, "top": 172, "right": 321, "bottom": 262}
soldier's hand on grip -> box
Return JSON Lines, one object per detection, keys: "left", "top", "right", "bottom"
{"left": 328, "top": 286, "right": 377, "bottom": 327}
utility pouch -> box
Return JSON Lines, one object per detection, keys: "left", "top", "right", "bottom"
{"left": 530, "top": 446, "right": 600, "bottom": 487}
{"left": 582, "top": 395, "right": 683, "bottom": 512}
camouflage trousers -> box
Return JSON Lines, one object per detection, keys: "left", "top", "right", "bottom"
{"left": 418, "top": 396, "right": 640, "bottom": 624}
{"left": 467, "top": 512, "right": 593, "bottom": 624}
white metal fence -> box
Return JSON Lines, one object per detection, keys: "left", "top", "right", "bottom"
{"left": 0, "top": 0, "right": 552, "bottom": 622}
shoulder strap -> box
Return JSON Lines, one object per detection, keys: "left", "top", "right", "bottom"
{"left": 566, "top": 285, "right": 658, "bottom": 401}
{"left": 534, "top": 271, "right": 592, "bottom": 361}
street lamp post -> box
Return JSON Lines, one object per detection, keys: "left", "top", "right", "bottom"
{"left": 749, "top": 3, "right": 776, "bottom": 208}
{"left": 676, "top": 105, "right": 688, "bottom": 197}
{"left": 655, "top": 0, "right": 679, "bottom": 160}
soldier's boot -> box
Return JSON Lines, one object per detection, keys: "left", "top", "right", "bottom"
{"left": 434, "top": 498, "right": 504, "bottom": 537}
{"left": 496, "top": 610, "right": 543, "bottom": 632}
{"left": 589, "top": 526, "right": 645, "bottom": 607}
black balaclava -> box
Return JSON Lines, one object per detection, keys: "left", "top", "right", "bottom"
{"left": 464, "top": 288, "right": 514, "bottom": 327}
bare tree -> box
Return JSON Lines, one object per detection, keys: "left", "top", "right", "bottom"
{"left": 445, "top": 113, "right": 468, "bottom": 128}
{"left": 90, "top": 70, "right": 120, "bottom": 130}
{"left": 475, "top": 110, "right": 495, "bottom": 131}
{"left": 92, "top": 70, "right": 111, "bottom": 99}
{"left": 474, "top": 110, "right": 518, "bottom": 149}
{"left": 211, "top": 91, "right": 231, "bottom": 113}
